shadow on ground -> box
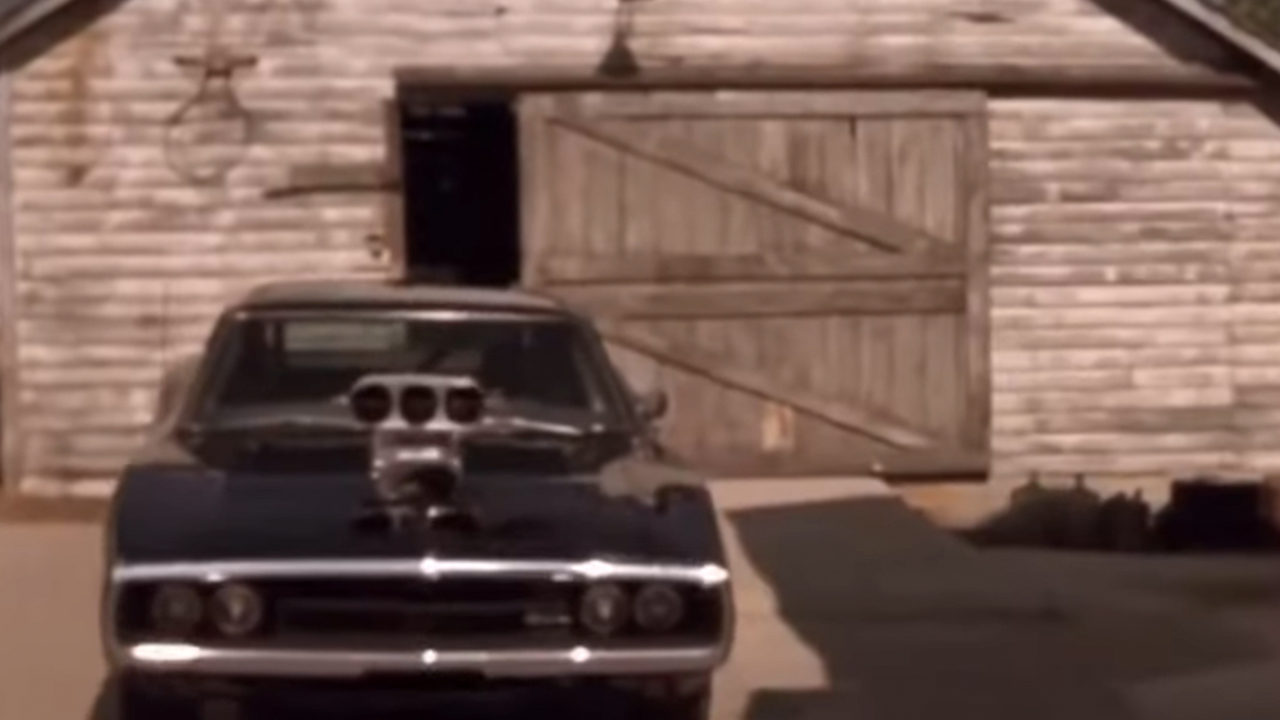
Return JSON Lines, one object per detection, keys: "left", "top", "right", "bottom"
{"left": 89, "top": 674, "right": 661, "bottom": 720}
{"left": 728, "top": 497, "right": 1275, "bottom": 720}
{"left": 78, "top": 496, "right": 1280, "bottom": 720}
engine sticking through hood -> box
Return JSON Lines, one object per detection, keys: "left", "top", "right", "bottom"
{"left": 345, "top": 373, "right": 490, "bottom": 534}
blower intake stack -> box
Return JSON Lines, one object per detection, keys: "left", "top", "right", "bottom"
{"left": 347, "top": 374, "right": 487, "bottom": 532}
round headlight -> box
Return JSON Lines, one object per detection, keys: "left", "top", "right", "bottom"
{"left": 400, "top": 385, "right": 438, "bottom": 425}
{"left": 150, "top": 583, "right": 204, "bottom": 635}
{"left": 209, "top": 583, "right": 265, "bottom": 638}
{"left": 633, "top": 583, "right": 685, "bottom": 633}
{"left": 578, "top": 583, "right": 629, "bottom": 636}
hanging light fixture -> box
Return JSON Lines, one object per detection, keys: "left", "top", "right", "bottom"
{"left": 596, "top": 0, "right": 642, "bottom": 79}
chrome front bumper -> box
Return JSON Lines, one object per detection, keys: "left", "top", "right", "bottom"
{"left": 106, "top": 556, "right": 735, "bottom": 680}
{"left": 116, "top": 643, "right": 725, "bottom": 679}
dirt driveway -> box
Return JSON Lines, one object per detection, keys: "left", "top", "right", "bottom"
{"left": 3, "top": 479, "right": 1280, "bottom": 720}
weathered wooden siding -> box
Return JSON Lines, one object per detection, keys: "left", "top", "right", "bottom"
{"left": 0, "top": 0, "right": 1268, "bottom": 493}
{"left": 175, "top": 0, "right": 1227, "bottom": 69}
{"left": 9, "top": 0, "right": 394, "bottom": 488}
{"left": 522, "top": 91, "right": 989, "bottom": 478}
{"left": 988, "top": 98, "right": 1280, "bottom": 487}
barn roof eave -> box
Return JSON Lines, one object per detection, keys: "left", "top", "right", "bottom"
{"left": 0, "top": 0, "right": 1276, "bottom": 85}
{"left": 0, "top": 0, "right": 69, "bottom": 50}
{"left": 1156, "top": 0, "right": 1280, "bottom": 79}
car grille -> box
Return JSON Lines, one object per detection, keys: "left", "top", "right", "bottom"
{"left": 116, "top": 576, "right": 726, "bottom": 647}
{"left": 265, "top": 579, "right": 576, "bottom": 644}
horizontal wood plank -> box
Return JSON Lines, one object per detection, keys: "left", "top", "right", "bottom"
{"left": 1237, "top": 385, "right": 1280, "bottom": 409}
{"left": 555, "top": 280, "right": 965, "bottom": 320}
{"left": 991, "top": 264, "right": 1232, "bottom": 287}
{"left": 994, "top": 407, "right": 1236, "bottom": 435}
{"left": 568, "top": 90, "right": 986, "bottom": 119}
{"left": 593, "top": 319, "right": 939, "bottom": 449}
{"left": 538, "top": 252, "right": 967, "bottom": 284}
{"left": 548, "top": 114, "right": 946, "bottom": 254}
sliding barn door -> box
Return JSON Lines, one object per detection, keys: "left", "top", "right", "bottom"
{"left": 518, "top": 90, "right": 990, "bottom": 479}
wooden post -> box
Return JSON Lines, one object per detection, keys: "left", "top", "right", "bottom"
{"left": 0, "top": 71, "right": 21, "bottom": 494}
{"left": 381, "top": 98, "right": 407, "bottom": 277}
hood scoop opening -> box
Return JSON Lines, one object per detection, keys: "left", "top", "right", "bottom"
{"left": 347, "top": 373, "right": 493, "bottom": 537}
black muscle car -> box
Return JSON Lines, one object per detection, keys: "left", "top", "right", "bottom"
{"left": 101, "top": 280, "right": 733, "bottom": 719}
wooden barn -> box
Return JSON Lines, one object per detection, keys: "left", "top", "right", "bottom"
{"left": 0, "top": 0, "right": 1278, "bottom": 524}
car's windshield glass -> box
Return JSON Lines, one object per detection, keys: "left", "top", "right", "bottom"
{"left": 198, "top": 313, "right": 625, "bottom": 426}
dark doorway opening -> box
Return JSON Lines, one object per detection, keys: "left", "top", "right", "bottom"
{"left": 398, "top": 93, "right": 521, "bottom": 287}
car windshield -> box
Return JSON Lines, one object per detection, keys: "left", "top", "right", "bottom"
{"left": 197, "top": 312, "right": 625, "bottom": 427}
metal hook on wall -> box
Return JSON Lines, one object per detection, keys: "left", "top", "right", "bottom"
{"left": 162, "top": 47, "right": 260, "bottom": 186}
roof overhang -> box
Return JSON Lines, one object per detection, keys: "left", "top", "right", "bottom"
{"left": 0, "top": 0, "right": 1275, "bottom": 89}
{"left": 0, "top": 0, "right": 70, "bottom": 49}
{"left": 394, "top": 63, "right": 1258, "bottom": 98}
{"left": 1153, "top": 0, "right": 1280, "bottom": 78}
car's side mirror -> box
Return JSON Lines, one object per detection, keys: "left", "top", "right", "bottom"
{"left": 634, "top": 389, "right": 669, "bottom": 422}
{"left": 152, "top": 354, "right": 201, "bottom": 429}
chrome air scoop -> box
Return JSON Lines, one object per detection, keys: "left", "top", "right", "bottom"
{"left": 347, "top": 373, "right": 487, "bottom": 532}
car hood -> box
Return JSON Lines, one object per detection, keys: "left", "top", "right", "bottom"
{"left": 110, "top": 449, "right": 721, "bottom": 567}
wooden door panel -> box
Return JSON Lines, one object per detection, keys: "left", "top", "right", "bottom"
{"left": 519, "top": 90, "right": 990, "bottom": 479}
{"left": 886, "top": 118, "right": 966, "bottom": 244}
{"left": 540, "top": 113, "right": 958, "bottom": 261}
{"left": 551, "top": 115, "right": 947, "bottom": 254}
{"left": 601, "top": 333, "right": 921, "bottom": 474}
{"left": 960, "top": 113, "right": 992, "bottom": 449}
{"left": 605, "top": 328, "right": 964, "bottom": 478}
{"left": 537, "top": 118, "right": 833, "bottom": 259}
{"left": 601, "top": 316, "right": 975, "bottom": 478}
{"left": 601, "top": 324, "right": 931, "bottom": 475}
{"left": 619, "top": 316, "right": 967, "bottom": 441}
{"left": 600, "top": 318, "right": 940, "bottom": 444}
{"left": 552, "top": 280, "right": 965, "bottom": 320}
{"left": 538, "top": 252, "right": 966, "bottom": 283}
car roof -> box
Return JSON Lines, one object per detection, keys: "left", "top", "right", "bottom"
{"left": 233, "top": 279, "right": 572, "bottom": 316}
